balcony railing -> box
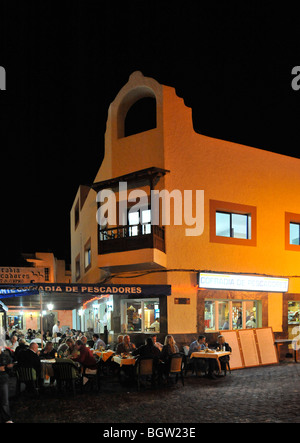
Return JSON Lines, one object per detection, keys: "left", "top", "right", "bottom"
{"left": 99, "top": 224, "right": 165, "bottom": 255}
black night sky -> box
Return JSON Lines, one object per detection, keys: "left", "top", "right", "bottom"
{"left": 1, "top": 2, "right": 300, "bottom": 266}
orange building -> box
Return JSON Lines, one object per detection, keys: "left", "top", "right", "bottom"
{"left": 4, "top": 252, "right": 72, "bottom": 333}
{"left": 70, "top": 71, "right": 300, "bottom": 349}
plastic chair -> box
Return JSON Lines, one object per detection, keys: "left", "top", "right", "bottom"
{"left": 166, "top": 353, "right": 184, "bottom": 386}
{"left": 136, "top": 357, "right": 154, "bottom": 391}
{"left": 53, "top": 361, "right": 80, "bottom": 396}
{"left": 15, "top": 367, "right": 38, "bottom": 396}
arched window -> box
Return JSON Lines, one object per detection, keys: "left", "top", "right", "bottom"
{"left": 124, "top": 96, "right": 157, "bottom": 137}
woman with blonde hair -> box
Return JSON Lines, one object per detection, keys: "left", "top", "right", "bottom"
{"left": 161, "top": 335, "right": 179, "bottom": 363}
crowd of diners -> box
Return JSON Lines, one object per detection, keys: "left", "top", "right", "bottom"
{"left": 0, "top": 323, "right": 232, "bottom": 422}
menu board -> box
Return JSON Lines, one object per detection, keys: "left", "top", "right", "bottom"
{"left": 221, "top": 327, "right": 278, "bottom": 370}
{"left": 255, "top": 327, "right": 278, "bottom": 365}
{"left": 238, "top": 329, "right": 260, "bottom": 367}
{"left": 221, "top": 330, "right": 244, "bottom": 370}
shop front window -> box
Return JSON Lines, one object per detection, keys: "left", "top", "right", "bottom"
{"left": 204, "top": 301, "right": 215, "bottom": 331}
{"left": 205, "top": 300, "right": 261, "bottom": 332}
{"left": 232, "top": 301, "right": 243, "bottom": 329}
{"left": 121, "top": 299, "right": 159, "bottom": 333}
{"left": 288, "top": 301, "right": 300, "bottom": 340}
{"left": 7, "top": 314, "right": 23, "bottom": 330}
{"left": 245, "top": 301, "right": 257, "bottom": 329}
{"left": 218, "top": 301, "right": 230, "bottom": 330}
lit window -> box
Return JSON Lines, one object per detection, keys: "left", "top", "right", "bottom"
{"left": 290, "top": 223, "right": 300, "bottom": 245}
{"left": 128, "top": 208, "right": 151, "bottom": 236}
{"left": 121, "top": 299, "right": 160, "bottom": 333}
{"left": 210, "top": 200, "right": 256, "bottom": 246}
{"left": 84, "top": 239, "right": 92, "bottom": 271}
{"left": 205, "top": 300, "right": 261, "bottom": 332}
{"left": 216, "top": 212, "right": 251, "bottom": 239}
{"left": 285, "top": 213, "right": 300, "bottom": 250}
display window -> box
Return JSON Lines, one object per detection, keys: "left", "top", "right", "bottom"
{"left": 288, "top": 301, "right": 300, "bottom": 340}
{"left": 7, "top": 314, "right": 23, "bottom": 330}
{"left": 205, "top": 299, "right": 261, "bottom": 332}
{"left": 121, "top": 298, "right": 160, "bottom": 333}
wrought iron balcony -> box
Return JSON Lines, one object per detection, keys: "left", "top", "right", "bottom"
{"left": 98, "top": 224, "right": 165, "bottom": 255}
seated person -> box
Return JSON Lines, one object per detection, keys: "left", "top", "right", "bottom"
{"left": 57, "top": 338, "right": 75, "bottom": 357}
{"left": 26, "top": 329, "right": 34, "bottom": 341}
{"left": 213, "top": 335, "right": 232, "bottom": 372}
{"left": 69, "top": 340, "right": 97, "bottom": 369}
{"left": 161, "top": 335, "right": 179, "bottom": 361}
{"left": 14, "top": 338, "right": 29, "bottom": 362}
{"left": 39, "top": 342, "right": 56, "bottom": 359}
{"left": 92, "top": 334, "right": 106, "bottom": 350}
{"left": 189, "top": 335, "right": 217, "bottom": 377}
{"left": 160, "top": 335, "right": 179, "bottom": 378}
{"left": 114, "top": 335, "right": 124, "bottom": 351}
{"left": 133, "top": 337, "right": 161, "bottom": 383}
{"left": 80, "top": 335, "right": 88, "bottom": 345}
{"left": 188, "top": 335, "right": 207, "bottom": 355}
{"left": 52, "top": 332, "right": 62, "bottom": 345}
{"left": 17, "top": 342, "right": 42, "bottom": 388}
{"left": 116, "top": 335, "right": 136, "bottom": 354}
{"left": 133, "top": 337, "right": 161, "bottom": 359}
{"left": 6, "top": 335, "right": 18, "bottom": 352}
{"left": 152, "top": 334, "right": 163, "bottom": 351}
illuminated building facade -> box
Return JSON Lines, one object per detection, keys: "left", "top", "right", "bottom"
{"left": 71, "top": 72, "right": 300, "bottom": 349}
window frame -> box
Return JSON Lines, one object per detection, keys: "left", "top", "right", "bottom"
{"left": 210, "top": 200, "right": 257, "bottom": 247}
{"left": 84, "top": 238, "right": 92, "bottom": 272}
{"left": 120, "top": 298, "right": 160, "bottom": 333}
{"left": 75, "top": 254, "right": 81, "bottom": 281}
{"left": 285, "top": 212, "right": 300, "bottom": 251}
{"left": 204, "top": 299, "right": 261, "bottom": 332}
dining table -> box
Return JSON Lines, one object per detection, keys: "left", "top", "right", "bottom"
{"left": 93, "top": 349, "right": 115, "bottom": 362}
{"left": 112, "top": 354, "right": 137, "bottom": 367}
{"left": 40, "top": 357, "right": 81, "bottom": 382}
{"left": 190, "top": 350, "right": 231, "bottom": 373}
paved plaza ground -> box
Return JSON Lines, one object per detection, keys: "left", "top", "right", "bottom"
{"left": 7, "top": 361, "right": 300, "bottom": 424}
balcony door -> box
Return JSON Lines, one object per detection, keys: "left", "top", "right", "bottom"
{"left": 128, "top": 208, "right": 151, "bottom": 236}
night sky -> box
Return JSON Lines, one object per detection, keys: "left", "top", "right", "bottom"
{"left": 1, "top": 2, "right": 300, "bottom": 266}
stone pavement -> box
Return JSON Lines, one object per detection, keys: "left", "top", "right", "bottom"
{"left": 7, "top": 361, "right": 300, "bottom": 423}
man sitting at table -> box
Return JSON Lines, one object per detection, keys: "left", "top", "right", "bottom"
{"left": 92, "top": 334, "right": 106, "bottom": 350}
{"left": 13, "top": 338, "right": 28, "bottom": 362}
{"left": 188, "top": 335, "right": 217, "bottom": 378}
{"left": 133, "top": 337, "right": 161, "bottom": 359}
{"left": 17, "top": 342, "right": 43, "bottom": 390}
{"left": 116, "top": 335, "right": 136, "bottom": 354}
{"left": 188, "top": 335, "right": 207, "bottom": 355}
{"left": 69, "top": 340, "right": 97, "bottom": 370}
{"left": 152, "top": 334, "right": 163, "bottom": 351}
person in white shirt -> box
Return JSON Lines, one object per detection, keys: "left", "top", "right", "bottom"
{"left": 152, "top": 334, "right": 163, "bottom": 351}
{"left": 52, "top": 321, "right": 61, "bottom": 336}
{"left": 6, "top": 335, "right": 18, "bottom": 352}
{"left": 92, "top": 334, "right": 106, "bottom": 350}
